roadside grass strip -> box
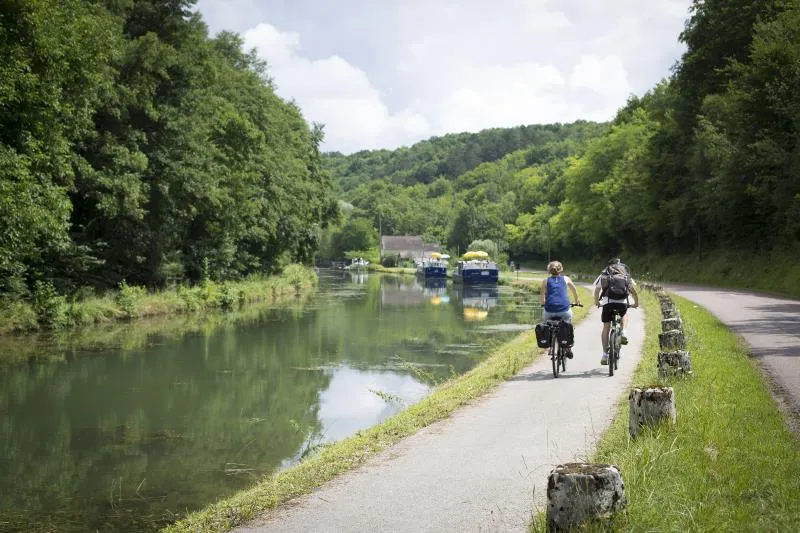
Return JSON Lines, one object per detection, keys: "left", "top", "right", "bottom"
{"left": 533, "top": 289, "right": 800, "bottom": 531}
{"left": 164, "top": 288, "right": 591, "bottom": 533}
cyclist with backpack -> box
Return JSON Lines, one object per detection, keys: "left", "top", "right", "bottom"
{"left": 593, "top": 258, "right": 639, "bottom": 365}
{"left": 540, "top": 260, "right": 582, "bottom": 357}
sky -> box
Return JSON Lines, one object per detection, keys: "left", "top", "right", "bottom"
{"left": 195, "top": 0, "right": 692, "bottom": 154}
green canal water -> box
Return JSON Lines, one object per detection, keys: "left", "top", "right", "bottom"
{"left": 0, "top": 271, "right": 542, "bottom": 532}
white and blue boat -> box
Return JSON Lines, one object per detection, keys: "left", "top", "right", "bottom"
{"left": 415, "top": 252, "right": 449, "bottom": 279}
{"left": 452, "top": 251, "right": 499, "bottom": 284}
{"left": 344, "top": 257, "right": 369, "bottom": 271}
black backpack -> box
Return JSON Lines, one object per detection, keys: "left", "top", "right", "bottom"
{"left": 601, "top": 265, "right": 630, "bottom": 300}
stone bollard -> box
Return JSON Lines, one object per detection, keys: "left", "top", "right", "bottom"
{"left": 659, "top": 300, "right": 676, "bottom": 314}
{"left": 546, "top": 463, "right": 627, "bottom": 531}
{"left": 659, "top": 298, "right": 675, "bottom": 307}
{"left": 629, "top": 386, "right": 677, "bottom": 438}
{"left": 661, "top": 317, "right": 683, "bottom": 332}
{"left": 658, "top": 350, "right": 693, "bottom": 378}
{"left": 659, "top": 329, "right": 686, "bottom": 350}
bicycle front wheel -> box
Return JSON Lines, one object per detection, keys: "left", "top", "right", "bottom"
{"left": 608, "top": 331, "right": 616, "bottom": 377}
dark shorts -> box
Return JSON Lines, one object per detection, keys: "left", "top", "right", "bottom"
{"left": 601, "top": 303, "right": 628, "bottom": 323}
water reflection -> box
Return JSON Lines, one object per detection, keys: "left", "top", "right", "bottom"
{"left": 453, "top": 285, "right": 500, "bottom": 321}
{"left": 348, "top": 271, "right": 369, "bottom": 285}
{"left": 314, "top": 365, "right": 428, "bottom": 444}
{"left": 379, "top": 275, "right": 426, "bottom": 307}
{"left": 421, "top": 278, "right": 449, "bottom": 305}
{"left": 0, "top": 272, "right": 534, "bottom": 532}
{"left": 459, "top": 285, "right": 500, "bottom": 309}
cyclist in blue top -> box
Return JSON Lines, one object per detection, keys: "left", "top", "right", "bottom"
{"left": 540, "top": 261, "right": 581, "bottom": 355}
{"left": 540, "top": 260, "right": 582, "bottom": 320}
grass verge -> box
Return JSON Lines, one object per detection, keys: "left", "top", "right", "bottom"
{"left": 531, "top": 288, "right": 800, "bottom": 531}
{"left": 164, "top": 288, "right": 591, "bottom": 533}
{"left": 0, "top": 264, "right": 317, "bottom": 336}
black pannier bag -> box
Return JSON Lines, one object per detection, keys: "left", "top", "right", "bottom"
{"left": 535, "top": 322, "right": 551, "bottom": 348}
{"left": 558, "top": 321, "right": 574, "bottom": 347}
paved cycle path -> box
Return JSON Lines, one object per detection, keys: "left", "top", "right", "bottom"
{"left": 236, "top": 306, "right": 645, "bottom": 533}
{"left": 666, "top": 285, "right": 800, "bottom": 418}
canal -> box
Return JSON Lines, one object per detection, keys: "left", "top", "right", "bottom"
{"left": 0, "top": 271, "right": 541, "bottom": 532}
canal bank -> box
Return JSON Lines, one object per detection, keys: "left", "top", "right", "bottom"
{"left": 0, "top": 265, "right": 318, "bottom": 337}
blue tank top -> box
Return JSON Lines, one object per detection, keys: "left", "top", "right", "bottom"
{"left": 544, "top": 275, "right": 570, "bottom": 313}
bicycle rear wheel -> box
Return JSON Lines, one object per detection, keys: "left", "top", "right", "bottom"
{"left": 549, "top": 328, "right": 560, "bottom": 378}
{"left": 551, "top": 343, "right": 559, "bottom": 378}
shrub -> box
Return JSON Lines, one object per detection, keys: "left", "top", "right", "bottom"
{"left": 219, "top": 284, "right": 237, "bottom": 311}
{"left": 177, "top": 285, "right": 202, "bottom": 312}
{"left": 198, "top": 279, "right": 222, "bottom": 306}
{"left": 282, "top": 264, "right": 315, "bottom": 290}
{"left": 0, "top": 301, "right": 38, "bottom": 333}
{"left": 32, "top": 281, "right": 67, "bottom": 328}
{"left": 115, "top": 280, "right": 146, "bottom": 318}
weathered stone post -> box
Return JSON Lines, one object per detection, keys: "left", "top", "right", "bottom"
{"left": 659, "top": 299, "right": 676, "bottom": 314}
{"left": 546, "top": 463, "right": 627, "bottom": 531}
{"left": 659, "top": 329, "right": 686, "bottom": 350}
{"left": 629, "top": 387, "right": 677, "bottom": 438}
{"left": 664, "top": 308, "right": 680, "bottom": 320}
{"left": 661, "top": 317, "right": 683, "bottom": 332}
{"left": 658, "top": 350, "right": 693, "bottom": 378}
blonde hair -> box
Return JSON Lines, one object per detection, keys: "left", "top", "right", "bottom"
{"left": 547, "top": 261, "right": 563, "bottom": 275}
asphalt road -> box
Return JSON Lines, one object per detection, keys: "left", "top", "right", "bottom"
{"left": 235, "top": 305, "right": 646, "bottom": 533}
{"left": 666, "top": 284, "right": 800, "bottom": 420}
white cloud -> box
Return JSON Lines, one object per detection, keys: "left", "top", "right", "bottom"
{"left": 434, "top": 63, "right": 569, "bottom": 132}
{"left": 244, "top": 23, "right": 432, "bottom": 153}
{"left": 569, "top": 55, "right": 633, "bottom": 120}
{"left": 203, "top": 1, "right": 693, "bottom": 153}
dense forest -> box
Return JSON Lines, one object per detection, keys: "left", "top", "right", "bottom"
{"left": 0, "top": 0, "right": 338, "bottom": 302}
{"left": 323, "top": 0, "right": 800, "bottom": 265}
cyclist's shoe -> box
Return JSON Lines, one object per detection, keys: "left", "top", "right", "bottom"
{"left": 564, "top": 347, "right": 574, "bottom": 359}
{"left": 620, "top": 330, "right": 629, "bottom": 345}
{"left": 600, "top": 352, "right": 609, "bottom": 365}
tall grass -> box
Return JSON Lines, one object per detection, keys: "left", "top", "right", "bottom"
{"left": 0, "top": 264, "right": 318, "bottom": 335}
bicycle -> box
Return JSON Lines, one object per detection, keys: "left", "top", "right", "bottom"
{"left": 545, "top": 304, "right": 583, "bottom": 378}
{"left": 607, "top": 308, "right": 623, "bottom": 376}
